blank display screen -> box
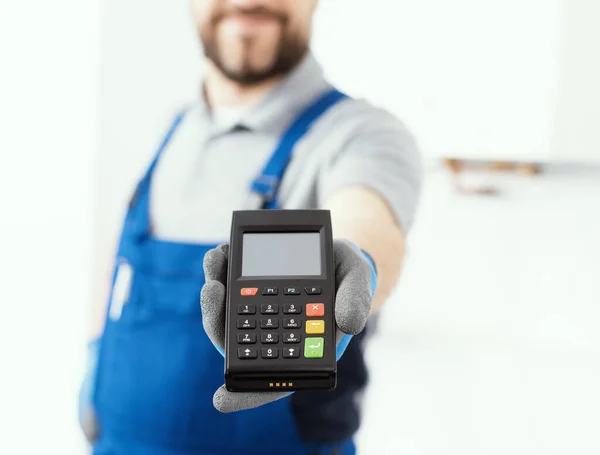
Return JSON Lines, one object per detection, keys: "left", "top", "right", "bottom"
{"left": 242, "top": 232, "right": 322, "bottom": 277}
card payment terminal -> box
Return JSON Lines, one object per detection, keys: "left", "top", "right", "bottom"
{"left": 225, "top": 210, "right": 336, "bottom": 392}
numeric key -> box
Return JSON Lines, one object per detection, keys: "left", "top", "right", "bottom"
{"left": 237, "top": 333, "right": 257, "bottom": 344}
{"left": 283, "top": 318, "right": 301, "bottom": 329}
{"left": 283, "top": 304, "right": 301, "bottom": 314}
{"left": 237, "top": 318, "right": 256, "bottom": 329}
{"left": 261, "top": 348, "right": 279, "bottom": 359}
{"left": 237, "top": 304, "right": 256, "bottom": 315}
{"left": 261, "top": 304, "right": 278, "bottom": 314}
{"left": 261, "top": 333, "right": 279, "bottom": 344}
{"left": 261, "top": 318, "right": 279, "bottom": 329}
{"left": 283, "top": 332, "right": 301, "bottom": 344}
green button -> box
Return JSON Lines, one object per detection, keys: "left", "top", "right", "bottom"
{"left": 304, "top": 337, "right": 324, "bottom": 358}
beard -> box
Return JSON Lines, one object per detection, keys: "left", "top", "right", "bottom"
{"left": 200, "top": 7, "right": 309, "bottom": 85}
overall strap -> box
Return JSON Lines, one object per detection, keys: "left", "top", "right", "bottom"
{"left": 250, "top": 89, "right": 348, "bottom": 210}
{"left": 126, "top": 110, "right": 187, "bottom": 238}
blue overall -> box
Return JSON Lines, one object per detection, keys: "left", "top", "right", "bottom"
{"left": 92, "top": 89, "right": 362, "bottom": 455}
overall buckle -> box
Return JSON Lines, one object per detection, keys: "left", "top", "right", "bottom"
{"left": 250, "top": 174, "right": 280, "bottom": 202}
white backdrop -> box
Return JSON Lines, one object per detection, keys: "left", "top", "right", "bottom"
{"left": 551, "top": 0, "right": 600, "bottom": 162}
{"left": 313, "top": 0, "right": 563, "bottom": 162}
{"left": 0, "top": 0, "right": 96, "bottom": 453}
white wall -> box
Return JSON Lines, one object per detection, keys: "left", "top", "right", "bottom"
{"left": 314, "top": 0, "right": 563, "bottom": 162}
{"left": 98, "top": 0, "right": 203, "bottom": 263}
{"left": 551, "top": 0, "right": 600, "bottom": 163}
{"left": 0, "top": 0, "right": 96, "bottom": 453}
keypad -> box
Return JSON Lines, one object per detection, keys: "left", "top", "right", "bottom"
{"left": 234, "top": 284, "right": 327, "bottom": 360}
{"left": 261, "top": 303, "right": 278, "bottom": 314}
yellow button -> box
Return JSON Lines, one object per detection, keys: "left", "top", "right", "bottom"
{"left": 306, "top": 320, "right": 325, "bottom": 334}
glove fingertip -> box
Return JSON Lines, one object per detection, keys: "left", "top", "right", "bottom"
{"left": 213, "top": 386, "right": 233, "bottom": 413}
{"left": 217, "top": 243, "right": 229, "bottom": 256}
{"left": 335, "top": 307, "right": 369, "bottom": 335}
{"left": 213, "top": 386, "right": 292, "bottom": 413}
{"left": 335, "top": 281, "right": 371, "bottom": 334}
{"left": 333, "top": 241, "right": 374, "bottom": 335}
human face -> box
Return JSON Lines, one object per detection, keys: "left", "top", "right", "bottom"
{"left": 190, "top": 0, "right": 318, "bottom": 85}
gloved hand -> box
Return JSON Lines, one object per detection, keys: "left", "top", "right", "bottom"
{"left": 78, "top": 339, "right": 100, "bottom": 443}
{"left": 200, "top": 239, "right": 377, "bottom": 413}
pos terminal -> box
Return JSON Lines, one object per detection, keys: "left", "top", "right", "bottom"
{"left": 225, "top": 210, "right": 337, "bottom": 392}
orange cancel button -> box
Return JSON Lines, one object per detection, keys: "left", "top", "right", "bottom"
{"left": 306, "top": 303, "right": 324, "bottom": 317}
{"left": 240, "top": 288, "right": 258, "bottom": 296}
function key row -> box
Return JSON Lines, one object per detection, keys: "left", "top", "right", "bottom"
{"left": 240, "top": 286, "right": 322, "bottom": 297}
{"left": 237, "top": 318, "right": 302, "bottom": 329}
{"left": 238, "top": 303, "right": 303, "bottom": 315}
{"left": 238, "top": 332, "right": 301, "bottom": 344}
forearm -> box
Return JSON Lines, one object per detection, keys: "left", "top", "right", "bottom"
{"left": 325, "top": 186, "right": 406, "bottom": 313}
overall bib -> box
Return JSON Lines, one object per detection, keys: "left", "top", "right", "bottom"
{"left": 92, "top": 89, "right": 358, "bottom": 455}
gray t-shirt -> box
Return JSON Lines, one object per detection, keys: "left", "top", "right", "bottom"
{"left": 150, "top": 54, "right": 422, "bottom": 243}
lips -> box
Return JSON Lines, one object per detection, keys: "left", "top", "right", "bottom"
{"left": 213, "top": 9, "right": 285, "bottom": 27}
{"left": 223, "top": 14, "right": 280, "bottom": 25}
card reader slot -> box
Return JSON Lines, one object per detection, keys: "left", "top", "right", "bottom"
{"left": 231, "top": 371, "right": 331, "bottom": 380}
{"left": 227, "top": 371, "right": 335, "bottom": 392}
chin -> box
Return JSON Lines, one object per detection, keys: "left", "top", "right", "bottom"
{"left": 221, "top": 46, "right": 278, "bottom": 74}
{"left": 223, "top": 62, "right": 274, "bottom": 83}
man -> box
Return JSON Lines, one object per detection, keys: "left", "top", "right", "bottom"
{"left": 80, "top": 0, "right": 422, "bottom": 454}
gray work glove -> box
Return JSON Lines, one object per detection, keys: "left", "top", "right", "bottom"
{"left": 78, "top": 339, "right": 100, "bottom": 443}
{"left": 200, "top": 239, "right": 377, "bottom": 413}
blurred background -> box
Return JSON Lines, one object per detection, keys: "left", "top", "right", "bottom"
{"left": 1, "top": 0, "right": 599, "bottom": 453}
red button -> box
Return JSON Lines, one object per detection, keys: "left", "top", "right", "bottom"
{"left": 306, "top": 303, "right": 324, "bottom": 317}
{"left": 240, "top": 288, "right": 258, "bottom": 296}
